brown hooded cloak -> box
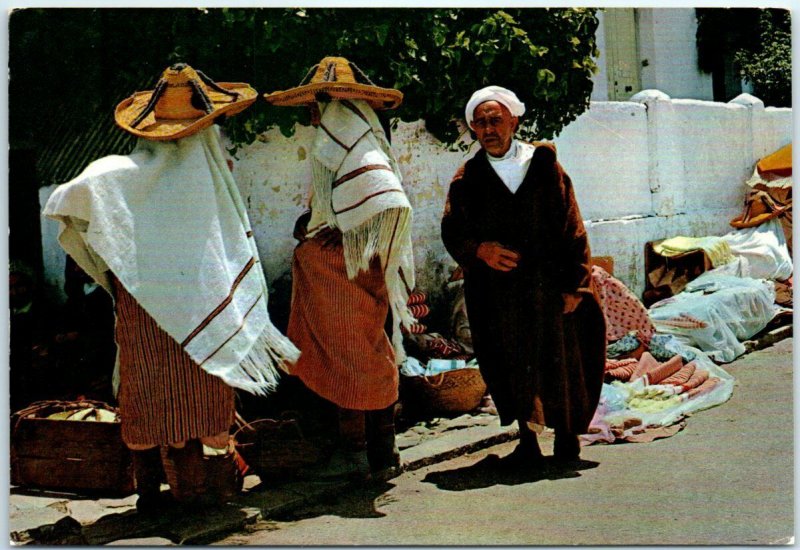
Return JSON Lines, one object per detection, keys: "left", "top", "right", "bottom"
{"left": 441, "top": 142, "right": 606, "bottom": 433}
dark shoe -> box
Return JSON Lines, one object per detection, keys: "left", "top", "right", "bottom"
{"left": 202, "top": 448, "right": 243, "bottom": 505}
{"left": 367, "top": 435, "right": 401, "bottom": 480}
{"left": 133, "top": 447, "right": 169, "bottom": 514}
{"left": 135, "top": 491, "right": 177, "bottom": 515}
{"left": 553, "top": 432, "right": 581, "bottom": 463}
{"left": 366, "top": 405, "right": 400, "bottom": 478}
{"left": 492, "top": 441, "right": 546, "bottom": 471}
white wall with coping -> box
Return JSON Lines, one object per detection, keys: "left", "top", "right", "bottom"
{"left": 39, "top": 93, "right": 792, "bottom": 311}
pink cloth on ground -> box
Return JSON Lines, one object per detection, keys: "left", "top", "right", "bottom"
{"left": 592, "top": 266, "right": 656, "bottom": 345}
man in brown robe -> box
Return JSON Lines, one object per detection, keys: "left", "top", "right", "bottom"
{"left": 441, "top": 86, "right": 605, "bottom": 466}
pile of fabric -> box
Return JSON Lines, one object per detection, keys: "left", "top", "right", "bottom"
{"left": 403, "top": 275, "right": 474, "bottom": 363}
{"left": 649, "top": 272, "right": 778, "bottom": 362}
{"left": 642, "top": 144, "right": 792, "bottom": 362}
{"left": 584, "top": 145, "right": 793, "bottom": 444}
{"left": 583, "top": 266, "right": 734, "bottom": 444}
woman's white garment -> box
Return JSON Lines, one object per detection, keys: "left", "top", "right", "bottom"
{"left": 486, "top": 140, "right": 535, "bottom": 194}
{"left": 42, "top": 126, "right": 299, "bottom": 396}
{"left": 307, "top": 99, "right": 416, "bottom": 363}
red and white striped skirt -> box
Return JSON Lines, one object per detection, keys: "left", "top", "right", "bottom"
{"left": 114, "top": 282, "right": 234, "bottom": 447}
{"left": 287, "top": 238, "right": 397, "bottom": 410}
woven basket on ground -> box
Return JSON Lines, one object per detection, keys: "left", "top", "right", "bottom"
{"left": 401, "top": 368, "right": 487, "bottom": 415}
{"left": 233, "top": 415, "right": 327, "bottom": 480}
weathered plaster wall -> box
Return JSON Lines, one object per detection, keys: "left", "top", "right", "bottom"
{"left": 636, "top": 9, "right": 714, "bottom": 101}
{"left": 40, "top": 94, "right": 792, "bottom": 317}
{"left": 592, "top": 8, "right": 713, "bottom": 102}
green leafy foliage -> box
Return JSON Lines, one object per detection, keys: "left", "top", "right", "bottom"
{"left": 733, "top": 11, "right": 791, "bottom": 108}
{"left": 9, "top": 8, "right": 598, "bottom": 152}
{"left": 695, "top": 8, "right": 791, "bottom": 107}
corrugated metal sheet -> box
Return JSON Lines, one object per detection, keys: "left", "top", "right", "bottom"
{"left": 35, "top": 76, "right": 152, "bottom": 186}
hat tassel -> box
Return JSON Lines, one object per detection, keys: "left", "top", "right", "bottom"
{"left": 131, "top": 78, "right": 168, "bottom": 128}
{"left": 349, "top": 62, "right": 378, "bottom": 86}
{"left": 196, "top": 69, "right": 240, "bottom": 100}
{"left": 189, "top": 79, "right": 216, "bottom": 114}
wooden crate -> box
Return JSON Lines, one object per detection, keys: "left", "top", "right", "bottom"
{"left": 11, "top": 401, "right": 134, "bottom": 495}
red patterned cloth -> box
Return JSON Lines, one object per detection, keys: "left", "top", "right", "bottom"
{"left": 408, "top": 304, "right": 430, "bottom": 319}
{"left": 604, "top": 358, "right": 639, "bottom": 381}
{"left": 404, "top": 323, "right": 428, "bottom": 335}
{"left": 592, "top": 266, "right": 655, "bottom": 345}
{"left": 653, "top": 313, "right": 708, "bottom": 329}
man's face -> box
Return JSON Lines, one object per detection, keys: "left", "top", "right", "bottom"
{"left": 470, "top": 101, "right": 518, "bottom": 157}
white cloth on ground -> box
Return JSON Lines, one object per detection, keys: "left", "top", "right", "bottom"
{"left": 720, "top": 218, "right": 793, "bottom": 281}
{"left": 648, "top": 272, "right": 777, "bottom": 363}
{"left": 42, "top": 126, "right": 300, "bottom": 396}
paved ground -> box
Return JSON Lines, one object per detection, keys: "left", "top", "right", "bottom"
{"left": 216, "top": 337, "right": 795, "bottom": 546}
{"left": 8, "top": 330, "right": 793, "bottom": 545}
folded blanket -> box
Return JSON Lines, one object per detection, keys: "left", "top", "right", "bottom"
{"left": 654, "top": 236, "right": 735, "bottom": 267}
{"left": 43, "top": 126, "right": 299, "bottom": 395}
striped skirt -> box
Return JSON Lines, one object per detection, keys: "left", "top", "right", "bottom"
{"left": 114, "top": 281, "right": 234, "bottom": 447}
{"left": 287, "top": 238, "right": 397, "bottom": 410}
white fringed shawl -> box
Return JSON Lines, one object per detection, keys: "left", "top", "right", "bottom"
{"left": 42, "top": 126, "right": 299, "bottom": 395}
{"left": 310, "top": 99, "right": 416, "bottom": 362}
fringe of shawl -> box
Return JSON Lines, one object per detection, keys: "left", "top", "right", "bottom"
{"left": 230, "top": 322, "right": 301, "bottom": 396}
{"left": 342, "top": 207, "right": 416, "bottom": 365}
{"left": 311, "top": 155, "right": 416, "bottom": 365}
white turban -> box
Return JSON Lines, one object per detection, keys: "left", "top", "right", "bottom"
{"left": 465, "top": 86, "right": 526, "bottom": 126}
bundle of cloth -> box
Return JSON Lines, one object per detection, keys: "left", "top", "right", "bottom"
{"left": 583, "top": 267, "right": 734, "bottom": 445}
{"left": 731, "top": 143, "right": 792, "bottom": 254}
{"left": 648, "top": 272, "right": 778, "bottom": 362}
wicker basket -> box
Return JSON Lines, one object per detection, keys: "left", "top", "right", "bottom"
{"left": 11, "top": 400, "right": 134, "bottom": 495}
{"left": 401, "top": 368, "right": 487, "bottom": 415}
{"left": 234, "top": 416, "right": 327, "bottom": 480}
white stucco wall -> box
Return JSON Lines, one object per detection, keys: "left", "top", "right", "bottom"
{"left": 39, "top": 93, "right": 792, "bottom": 312}
{"left": 637, "top": 9, "right": 714, "bottom": 101}
{"left": 595, "top": 8, "right": 713, "bottom": 102}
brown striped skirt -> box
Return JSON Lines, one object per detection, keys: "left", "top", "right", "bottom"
{"left": 114, "top": 280, "right": 234, "bottom": 447}
{"left": 287, "top": 237, "right": 397, "bottom": 410}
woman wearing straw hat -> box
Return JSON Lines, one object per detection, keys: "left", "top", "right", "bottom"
{"left": 44, "top": 63, "right": 299, "bottom": 511}
{"left": 265, "top": 56, "right": 416, "bottom": 481}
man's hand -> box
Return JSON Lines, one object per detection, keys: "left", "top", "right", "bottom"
{"left": 562, "top": 292, "right": 583, "bottom": 314}
{"left": 315, "top": 226, "right": 343, "bottom": 249}
{"left": 476, "top": 241, "right": 520, "bottom": 272}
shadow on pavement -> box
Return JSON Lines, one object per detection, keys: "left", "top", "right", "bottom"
{"left": 270, "top": 480, "right": 398, "bottom": 521}
{"left": 422, "top": 454, "right": 600, "bottom": 491}
{"left": 79, "top": 503, "right": 254, "bottom": 545}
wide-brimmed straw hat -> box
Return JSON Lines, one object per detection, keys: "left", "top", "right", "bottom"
{"left": 115, "top": 63, "right": 258, "bottom": 141}
{"left": 264, "top": 56, "right": 402, "bottom": 110}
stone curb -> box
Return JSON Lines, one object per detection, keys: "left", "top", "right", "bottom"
{"left": 743, "top": 324, "right": 792, "bottom": 353}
